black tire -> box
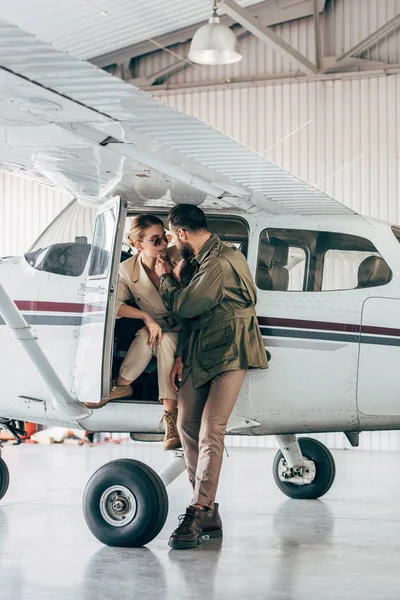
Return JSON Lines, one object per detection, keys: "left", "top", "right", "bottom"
{"left": 83, "top": 458, "right": 168, "bottom": 547}
{"left": 273, "top": 437, "right": 336, "bottom": 500}
{"left": 0, "top": 457, "right": 10, "bottom": 501}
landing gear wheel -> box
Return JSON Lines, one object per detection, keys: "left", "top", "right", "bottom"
{"left": 0, "top": 457, "right": 10, "bottom": 501}
{"left": 83, "top": 459, "right": 168, "bottom": 547}
{"left": 273, "top": 437, "right": 336, "bottom": 500}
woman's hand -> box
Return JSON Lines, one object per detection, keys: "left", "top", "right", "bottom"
{"left": 143, "top": 313, "right": 162, "bottom": 347}
{"left": 170, "top": 357, "right": 184, "bottom": 392}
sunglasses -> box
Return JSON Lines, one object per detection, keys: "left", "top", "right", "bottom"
{"left": 142, "top": 231, "right": 172, "bottom": 247}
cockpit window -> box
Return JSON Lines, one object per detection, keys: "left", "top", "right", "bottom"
{"left": 24, "top": 200, "right": 96, "bottom": 277}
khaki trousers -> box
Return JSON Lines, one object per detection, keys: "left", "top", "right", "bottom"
{"left": 119, "top": 327, "right": 178, "bottom": 400}
{"left": 178, "top": 369, "right": 246, "bottom": 509}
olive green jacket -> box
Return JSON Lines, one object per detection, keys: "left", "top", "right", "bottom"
{"left": 160, "top": 234, "right": 268, "bottom": 388}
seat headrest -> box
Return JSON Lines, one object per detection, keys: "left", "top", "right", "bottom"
{"left": 258, "top": 241, "right": 275, "bottom": 268}
{"left": 271, "top": 238, "right": 289, "bottom": 267}
{"left": 239, "top": 240, "right": 248, "bottom": 258}
{"left": 357, "top": 256, "right": 391, "bottom": 288}
{"left": 270, "top": 266, "right": 289, "bottom": 291}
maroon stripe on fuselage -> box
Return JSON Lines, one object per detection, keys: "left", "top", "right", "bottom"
{"left": 14, "top": 300, "right": 105, "bottom": 313}
{"left": 10, "top": 303, "right": 400, "bottom": 338}
{"left": 257, "top": 316, "right": 400, "bottom": 338}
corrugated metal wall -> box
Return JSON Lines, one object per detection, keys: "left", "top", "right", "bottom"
{"left": 136, "top": 0, "right": 400, "bottom": 86}
{"left": 158, "top": 75, "right": 400, "bottom": 224}
{"left": 0, "top": 172, "right": 71, "bottom": 257}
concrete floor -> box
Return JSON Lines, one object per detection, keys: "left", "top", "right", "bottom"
{"left": 1, "top": 442, "right": 400, "bottom": 600}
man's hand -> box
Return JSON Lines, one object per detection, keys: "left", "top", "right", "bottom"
{"left": 170, "top": 357, "right": 184, "bottom": 392}
{"left": 155, "top": 254, "right": 172, "bottom": 278}
{"left": 173, "top": 258, "right": 186, "bottom": 284}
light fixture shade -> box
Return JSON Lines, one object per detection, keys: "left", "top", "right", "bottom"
{"left": 188, "top": 16, "right": 242, "bottom": 65}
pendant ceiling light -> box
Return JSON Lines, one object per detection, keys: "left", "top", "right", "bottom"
{"left": 188, "top": 0, "right": 242, "bottom": 65}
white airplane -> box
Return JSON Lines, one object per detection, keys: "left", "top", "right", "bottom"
{"left": 0, "top": 19, "right": 399, "bottom": 547}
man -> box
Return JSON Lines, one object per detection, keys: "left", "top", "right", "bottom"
{"left": 155, "top": 204, "right": 268, "bottom": 549}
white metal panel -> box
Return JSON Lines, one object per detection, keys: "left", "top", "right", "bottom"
{"left": 0, "top": 172, "right": 70, "bottom": 256}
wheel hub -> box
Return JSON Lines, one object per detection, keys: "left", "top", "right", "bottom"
{"left": 278, "top": 458, "right": 316, "bottom": 485}
{"left": 100, "top": 485, "right": 137, "bottom": 527}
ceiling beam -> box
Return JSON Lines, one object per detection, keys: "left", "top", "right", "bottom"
{"left": 222, "top": 0, "right": 318, "bottom": 75}
{"left": 90, "top": 0, "right": 326, "bottom": 67}
{"left": 337, "top": 13, "right": 400, "bottom": 62}
{"left": 313, "top": 0, "right": 322, "bottom": 71}
{"left": 130, "top": 58, "right": 190, "bottom": 87}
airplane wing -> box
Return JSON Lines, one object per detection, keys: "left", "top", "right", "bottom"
{"left": 0, "top": 18, "right": 354, "bottom": 216}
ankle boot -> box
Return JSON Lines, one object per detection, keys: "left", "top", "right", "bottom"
{"left": 199, "top": 503, "right": 223, "bottom": 538}
{"left": 159, "top": 409, "right": 181, "bottom": 451}
{"left": 169, "top": 506, "right": 203, "bottom": 549}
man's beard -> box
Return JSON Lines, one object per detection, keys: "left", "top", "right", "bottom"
{"left": 180, "top": 242, "right": 193, "bottom": 260}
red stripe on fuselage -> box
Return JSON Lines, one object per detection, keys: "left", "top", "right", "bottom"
{"left": 11, "top": 304, "right": 400, "bottom": 338}
{"left": 14, "top": 300, "right": 105, "bottom": 313}
{"left": 258, "top": 316, "right": 400, "bottom": 338}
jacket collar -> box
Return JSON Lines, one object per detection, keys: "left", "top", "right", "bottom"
{"left": 131, "top": 253, "right": 165, "bottom": 310}
{"left": 193, "top": 234, "right": 221, "bottom": 265}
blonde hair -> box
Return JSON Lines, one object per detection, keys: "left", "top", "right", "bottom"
{"left": 126, "top": 214, "right": 164, "bottom": 248}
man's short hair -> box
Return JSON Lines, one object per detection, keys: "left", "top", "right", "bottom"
{"left": 168, "top": 203, "right": 208, "bottom": 233}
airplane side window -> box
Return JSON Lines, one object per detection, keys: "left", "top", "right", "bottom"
{"left": 321, "top": 233, "right": 392, "bottom": 291}
{"left": 256, "top": 229, "right": 392, "bottom": 292}
{"left": 256, "top": 229, "right": 307, "bottom": 291}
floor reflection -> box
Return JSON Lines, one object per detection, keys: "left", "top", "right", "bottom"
{"left": 0, "top": 511, "right": 23, "bottom": 600}
{"left": 268, "top": 500, "right": 334, "bottom": 599}
{"left": 82, "top": 546, "right": 167, "bottom": 600}
{"left": 168, "top": 538, "right": 223, "bottom": 598}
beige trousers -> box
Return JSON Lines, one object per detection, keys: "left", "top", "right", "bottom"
{"left": 119, "top": 327, "right": 178, "bottom": 400}
{"left": 178, "top": 370, "right": 246, "bottom": 509}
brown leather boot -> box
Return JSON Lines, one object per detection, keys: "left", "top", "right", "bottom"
{"left": 199, "top": 503, "right": 223, "bottom": 538}
{"left": 159, "top": 409, "right": 181, "bottom": 451}
{"left": 84, "top": 379, "right": 133, "bottom": 409}
{"left": 169, "top": 506, "right": 203, "bottom": 549}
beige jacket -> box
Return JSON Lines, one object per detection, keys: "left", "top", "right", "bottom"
{"left": 116, "top": 248, "right": 180, "bottom": 332}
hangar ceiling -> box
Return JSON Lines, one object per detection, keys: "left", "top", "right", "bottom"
{"left": 0, "top": 0, "right": 263, "bottom": 60}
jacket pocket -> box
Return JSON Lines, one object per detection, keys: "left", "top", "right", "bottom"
{"left": 199, "top": 325, "right": 238, "bottom": 369}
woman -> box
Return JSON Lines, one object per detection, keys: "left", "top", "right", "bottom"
{"left": 85, "top": 214, "right": 181, "bottom": 451}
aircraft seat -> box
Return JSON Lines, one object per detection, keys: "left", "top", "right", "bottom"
{"left": 357, "top": 255, "right": 392, "bottom": 288}
{"left": 269, "top": 239, "right": 289, "bottom": 291}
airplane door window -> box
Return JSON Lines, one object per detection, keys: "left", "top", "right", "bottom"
{"left": 88, "top": 206, "right": 117, "bottom": 278}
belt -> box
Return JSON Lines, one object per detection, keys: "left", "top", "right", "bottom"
{"left": 189, "top": 306, "right": 255, "bottom": 332}
{"left": 157, "top": 315, "right": 179, "bottom": 329}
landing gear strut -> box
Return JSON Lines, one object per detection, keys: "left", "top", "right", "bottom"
{"left": 273, "top": 435, "right": 336, "bottom": 499}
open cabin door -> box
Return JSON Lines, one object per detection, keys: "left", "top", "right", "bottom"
{"left": 76, "top": 196, "right": 127, "bottom": 405}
